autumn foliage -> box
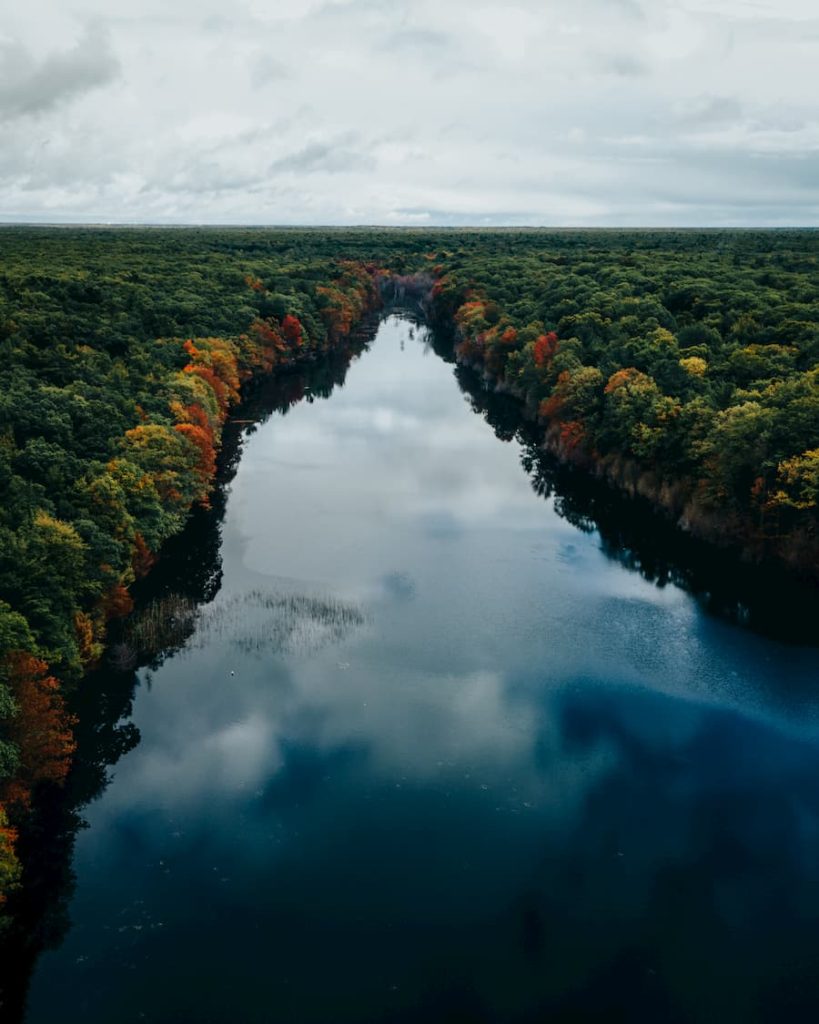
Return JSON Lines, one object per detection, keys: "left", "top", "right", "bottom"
{"left": 132, "top": 532, "right": 156, "bottom": 578}
{"left": 0, "top": 806, "right": 20, "bottom": 904}
{"left": 99, "top": 582, "right": 134, "bottom": 621}
{"left": 0, "top": 648, "right": 77, "bottom": 900}
{"left": 1, "top": 652, "right": 77, "bottom": 810}
{"left": 533, "top": 332, "right": 559, "bottom": 368}
{"left": 316, "top": 263, "right": 380, "bottom": 340}
{"left": 281, "top": 314, "right": 303, "bottom": 346}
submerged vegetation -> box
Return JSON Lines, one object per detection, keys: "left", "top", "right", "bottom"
{"left": 0, "top": 226, "right": 817, "bottom": 908}
{"left": 118, "top": 588, "right": 367, "bottom": 668}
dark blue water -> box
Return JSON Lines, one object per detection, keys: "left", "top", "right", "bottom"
{"left": 23, "top": 316, "right": 819, "bottom": 1023}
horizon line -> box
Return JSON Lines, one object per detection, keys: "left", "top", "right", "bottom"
{"left": 0, "top": 221, "right": 817, "bottom": 231}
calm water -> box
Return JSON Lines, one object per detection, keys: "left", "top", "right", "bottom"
{"left": 22, "top": 316, "right": 819, "bottom": 1023}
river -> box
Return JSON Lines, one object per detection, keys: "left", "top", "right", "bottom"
{"left": 18, "top": 314, "right": 819, "bottom": 1023}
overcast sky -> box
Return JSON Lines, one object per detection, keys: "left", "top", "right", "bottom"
{"left": 0, "top": 0, "right": 817, "bottom": 225}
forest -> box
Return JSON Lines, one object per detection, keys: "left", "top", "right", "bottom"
{"left": 0, "top": 226, "right": 817, "bottom": 908}
{"left": 434, "top": 229, "right": 819, "bottom": 566}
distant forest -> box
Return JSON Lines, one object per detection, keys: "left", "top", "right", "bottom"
{"left": 0, "top": 226, "right": 817, "bottom": 902}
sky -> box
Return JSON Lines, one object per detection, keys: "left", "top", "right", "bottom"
{"left": 0, "top": 0, "right": 817, "bottom": 226}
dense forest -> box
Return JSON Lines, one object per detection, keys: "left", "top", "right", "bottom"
{"left": 0, "top": 226, "right": 817, "bottom": 908}
{"left": 434, "top": 231, "right": 819, "bottom": 570}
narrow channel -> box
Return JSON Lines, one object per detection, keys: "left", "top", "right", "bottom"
{"left": 22, "top": 314, "right": 819, "bottom": 1023}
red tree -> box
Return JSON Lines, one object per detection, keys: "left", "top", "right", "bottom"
{"left": 3, "top": 653, "right": 77, "bottom": 808}
{"left": 281, "top": 314, "right": 303, "bottom": 346}
{"left": 533, "top": 332, "right": 559, "bottom": 368}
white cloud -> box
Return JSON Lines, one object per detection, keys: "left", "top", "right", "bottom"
{"left": 0, "top": 0, "right": 816, "bottom": 223}
{"left": 0, "top": 24, "right": 119, "bottom": 121}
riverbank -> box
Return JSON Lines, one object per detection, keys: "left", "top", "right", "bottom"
{"left": 423, "top": 247, "right": 819, "bottom": 587}
{"left": 453, "top": 342, "right": 819, "bottom": 582}
{"left": 0, "top": 259, "right": 384, "bottom": 911}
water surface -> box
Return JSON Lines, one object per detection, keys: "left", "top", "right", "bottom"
{"left": 23, "top": 315, "right": 819, "bottom": 1023}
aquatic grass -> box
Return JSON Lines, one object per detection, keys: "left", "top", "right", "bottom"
{"left": 119, "top": 588, "right": 367, "bottom": 666}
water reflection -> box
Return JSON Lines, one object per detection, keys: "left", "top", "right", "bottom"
{"left": 452, "top": 360, "right": 819, "bottom": 643}
{"left": 5, "top": 315, "right": 819, "bottom": 1024}
{"left": 0, "top": 324, "right": 377, "bottom": 1021}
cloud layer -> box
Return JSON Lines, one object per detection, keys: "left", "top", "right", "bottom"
{"left": 0, "top": 0, "right": 817, "bottom": 224}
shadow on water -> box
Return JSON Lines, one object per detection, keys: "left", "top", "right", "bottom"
{"left": 1, "top": 310, "right": 817, "bottom": 1021}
